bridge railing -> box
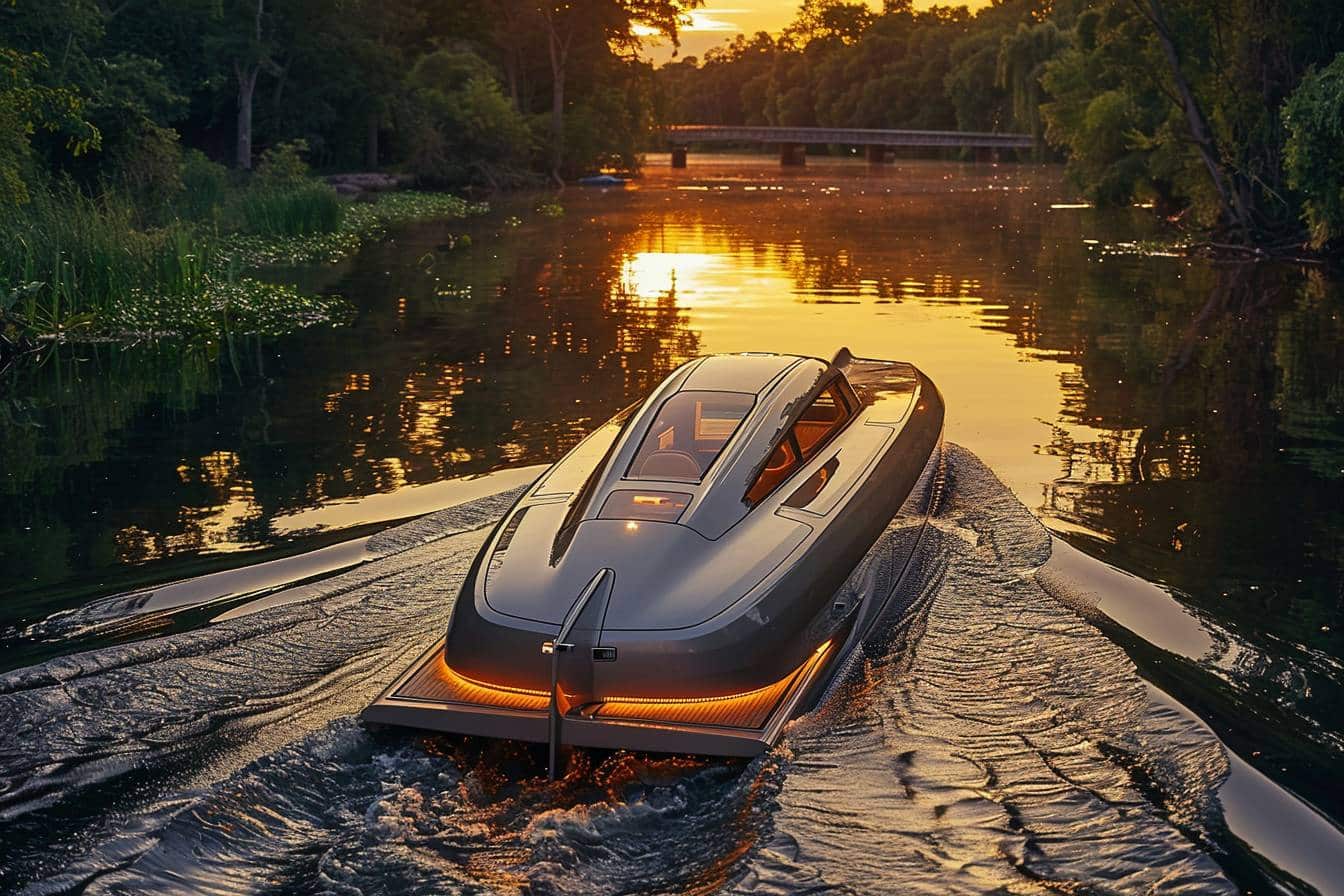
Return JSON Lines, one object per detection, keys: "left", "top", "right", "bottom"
{"left": 663, "top": 124, "right": 1035, "bottom": 149}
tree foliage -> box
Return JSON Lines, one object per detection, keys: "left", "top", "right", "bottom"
{"left": 4, "top": 0, "right": 1344, "bottom": 249}
{"left": 1040, "top": 0, "right": 1344, "bottom": 240}
{"left": 0, "top": 47, "right": 99, "bottom": 205}
{"left": 0, "top": 0, "right": 700, "bottom": 196}
{"left": 1283, "top": 52, "right": 1344, "bottom": 247}
{"left": 660, "top": 0, "right": 1344, "bottom": 249}
{"left": 399, "top": 48, "right": 533, "bottom": 188}
{"left": 657, "top": 1, "right": 1056, "bottom": 138}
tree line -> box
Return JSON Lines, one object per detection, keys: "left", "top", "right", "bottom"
{"left": 4, "top": 0, "right": 1344, "bottom": 249}
{"left": 656, "top": 0, "right": 1344, "bottom": 250}
{"left": 1, "top": 0, "right": 700, "bottom": 205}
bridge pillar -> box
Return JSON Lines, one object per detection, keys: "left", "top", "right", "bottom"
{"left": 779, "top": 143, "right": 806, "bottom": 167}
{"left": 865, "top": 145, "right": 888, "bottom": 165}
{"left": 671, "top": 145, "right": 688, "bottom": 169}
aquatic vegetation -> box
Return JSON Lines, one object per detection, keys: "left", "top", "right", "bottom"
{"left": 222, "top": 230, "right": 367, "bottom": 268}
{"left": 347, "top": 191, "right": 486, "bottom": 226}
{"left": 220, "top": 192, "right": 486, "bottom": 269}
{"left": 228, "top": 181, "right": 345, "bottom": 237}
{"left": 106, "top": 277, "right": 353, "bottom": 339}
{"left": 0, "top": 185, "right": 479, "bottom": 343}
{"left": 0, "top": 186, "right": 215, "bottom": 337}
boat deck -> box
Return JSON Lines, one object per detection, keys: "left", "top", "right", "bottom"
{"left": 363, "top": 638, "right": 835, "bottom": 755}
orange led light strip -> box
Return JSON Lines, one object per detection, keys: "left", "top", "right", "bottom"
{"left": 435, "top": 661, "right": 550, "bottom": 711}
{"left": 432, "top": 640, "right": 832, "bottom": 723}
{"left": 601, "top": 641, "right": 831, "bottom": 705}
{"left": 448, "top": 665, "right": 547, "bottom": 698}
{"left": 594, "top": 642, "right": 832, "bottom": 729}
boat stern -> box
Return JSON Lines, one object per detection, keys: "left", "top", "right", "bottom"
{"left": 360, "top": 636, "right": 835, "bottom": 758}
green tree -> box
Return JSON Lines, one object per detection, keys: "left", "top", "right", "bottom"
{"left": 206, "top": 0, "right": 277, "bottom": 170}
{"left": 1039, "top": 7, "right": 1188, "bottom": 209}
{"left": 785, "top": 0, "right": 874, "bottom": 46}
{"left": 1283, "top": 52, "right": 1344, "bottom": 246}
{"left": 657, "top": 0, "right": 1050, "bottom": 139}
{"left": 1042, "top": 0, "right": 1344, "bottom": 242}
{"left": 399, "top": 48, "right": 531, "bottom": 188}
{"left": 0, "top": 48, "right": 99, "bottom": 206}
{"left": 996, "top": 19, "right": 1066, "bottom": 143}
{"left": 535, "top": 0, "right": 702, "bottom": 179}
{"left": 945, "top": 27, "right": 1009, "bottom": 132}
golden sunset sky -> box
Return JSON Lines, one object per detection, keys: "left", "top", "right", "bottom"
{"left": 646, "top": 0, "right": 993, "bottom": 61}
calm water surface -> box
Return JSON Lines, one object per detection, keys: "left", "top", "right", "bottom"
{"left": 2, "top": 157, "right": 1342, "bottom": 894}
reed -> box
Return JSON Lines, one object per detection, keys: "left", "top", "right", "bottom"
{"left": 0, "top": 178, "right": 475, "bottom": 342}
{"left": 228, "top": 182, "right": 345, "bottom": 237}
{"left": 178, "top": 149, "right": 232, "bottom": 225}
{"left": 0, "top": 186, "right": 205, "bottom": 331}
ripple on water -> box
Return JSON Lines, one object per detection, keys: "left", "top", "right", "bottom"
{"left": 744, "top": 447, "right": 1233, "bottom": 894}
{"left": 1, "top": 447, "right": 1248, "bottom": 894}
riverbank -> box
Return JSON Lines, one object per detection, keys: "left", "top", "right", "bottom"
{"left": 0, "top": 173, "right": 484, "bottom": 357}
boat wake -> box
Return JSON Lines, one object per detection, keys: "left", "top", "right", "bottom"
{"left": 0, "top": 446, "right": 1320, "bottom": 894}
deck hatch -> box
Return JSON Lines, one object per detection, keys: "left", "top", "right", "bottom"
{"left": 598, "top": 489, "right": 692, "bottom": 522}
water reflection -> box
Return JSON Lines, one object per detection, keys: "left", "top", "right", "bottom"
{"left": 1, "top": 213, "right": 701, "bottom": 617}
{"left": 590, "top": 159, "right": 1343, "bottom": 820}
{"left": 2, "top": 158, "right": 1341, "bottom": 818}
{"left": 593, "top": 167, "right": 1341, "bottom": 677}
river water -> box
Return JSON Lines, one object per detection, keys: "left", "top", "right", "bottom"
{"left": 1, "top": 157, "right": 1342, "bottom": 894}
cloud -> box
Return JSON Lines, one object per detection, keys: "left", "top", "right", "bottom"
{"left": 684, "top": 9, "right": 751, "bottom": 31}
{"left": 636, "top": 7, "right": 750, "bottom": 38}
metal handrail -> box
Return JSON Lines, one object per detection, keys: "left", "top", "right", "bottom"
{"left": 543, "top": 567, "right": 614, "bottom": 779}
{"left": 662, "top": 124, "right": 1035, "bottom": 149}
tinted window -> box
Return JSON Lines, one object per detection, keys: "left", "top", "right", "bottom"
{"left": 628, "top": 391, "right": 754, "bottom": 482}
{"left": 745, "top": 380, "right": 853, "bottom": 506}
{"left": 784, "top": 457, "right": 840, "bottom": 508}
{"left": 794, "top": 383, "right": 850, "bottom": 458}
{"left": 745, "top": 435, "right": 800, "bottom": 505}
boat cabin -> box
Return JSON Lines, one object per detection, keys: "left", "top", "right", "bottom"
{"left": 533, "top": 350, "right": 895, "bottom": 544}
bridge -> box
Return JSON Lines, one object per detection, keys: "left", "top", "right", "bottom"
{"left": 663, "top": 124, "right": 1035, "bottom": 166}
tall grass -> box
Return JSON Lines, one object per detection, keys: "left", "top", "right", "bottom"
{"left": 0, "top": 177, "right": 345, "bottom": 336}
{"left": 178, "top": 149, "right": 231, "bottom": 225}
{"left": 228, "top": 182, "right": 344, "bottom": 237}
{"left": 0, "top": 184, "right": 211, "bottom": 332}
{"left": 1, "top": 172, "right": 474, "bottom": 342}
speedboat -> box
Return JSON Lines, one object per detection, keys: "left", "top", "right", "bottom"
{"left": 363, "top": 349, "right": 944, "bottom": 773}
{"left": 577, "top": 174, "right": 627, "bottom": 187}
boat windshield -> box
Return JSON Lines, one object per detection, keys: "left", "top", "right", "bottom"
{"left": 627, "top": 391, "right": 755, "bottom": 482}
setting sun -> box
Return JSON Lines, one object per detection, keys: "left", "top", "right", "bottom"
{"left": 645, "top": 0, "right": 995, "bottom": 59}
